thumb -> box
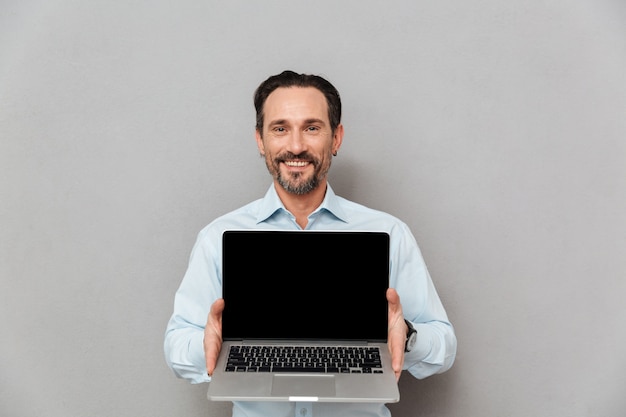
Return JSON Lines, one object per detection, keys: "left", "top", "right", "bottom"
{"left": 386, "top": 288, "right": 405, "bottom": 381}
{"left": 386, "top": 288, "right": 402, "bottom": 315}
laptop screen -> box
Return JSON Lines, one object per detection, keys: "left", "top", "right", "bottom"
{"left": 221, "top": 230, "right": 390, "bottom": 342}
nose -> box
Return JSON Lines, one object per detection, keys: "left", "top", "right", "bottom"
{"left": 287, "top": 130, "right": 307, "bottom": 155}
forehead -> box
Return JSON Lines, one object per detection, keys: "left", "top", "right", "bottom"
{"left": 263, "top": 87, "right": 329, "bottom": 124}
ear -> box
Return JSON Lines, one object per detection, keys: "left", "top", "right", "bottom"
{"left": 332, "top": 124, "right": 344, "bottom": 155}
{"left": 255, "top": 129, "right": 265, "bottom": 155}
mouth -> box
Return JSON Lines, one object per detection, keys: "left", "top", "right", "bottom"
{"left": 283, "top": 160, "right": 310, "bottom": 168}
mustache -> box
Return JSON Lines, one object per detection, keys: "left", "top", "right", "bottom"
{"left": 275, "top": 151, "right": 315, "bottom": 163}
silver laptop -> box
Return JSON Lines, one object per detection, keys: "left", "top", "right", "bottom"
{"left": 207, "top": 230, "right": 400, "bottom": 403}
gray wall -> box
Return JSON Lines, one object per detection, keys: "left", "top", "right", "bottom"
{"left": 1, "top": 1, "right": 625, "bottom": 416}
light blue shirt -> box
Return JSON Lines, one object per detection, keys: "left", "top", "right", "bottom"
{"left": 164, "top": 184, "right": 456, "bottom": 417}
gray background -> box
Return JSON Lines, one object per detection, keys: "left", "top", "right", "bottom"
{"left": 1, "top": 1, "right": 625, "bottom": 416}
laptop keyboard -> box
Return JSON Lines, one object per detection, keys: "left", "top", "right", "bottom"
{"left": 225, "top": 345, "right": 384, "bottom": 374}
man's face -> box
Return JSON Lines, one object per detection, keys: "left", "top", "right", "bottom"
{"left": 256, "top": 87, "right": 342, "bottom": 195}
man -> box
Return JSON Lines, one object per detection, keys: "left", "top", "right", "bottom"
{"left": 164, "top": 70, "right": 457, "bottom": 417}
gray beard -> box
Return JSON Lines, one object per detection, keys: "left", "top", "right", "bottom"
{"left": 276, "top": 171, "right": 320, "bottom": 195}
{"left": 264, "top": 149, "right": 332, "bottom": 195}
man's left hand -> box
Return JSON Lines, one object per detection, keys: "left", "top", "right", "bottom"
{"left": 387, "top": 288, "right": 407, "bottom": 382}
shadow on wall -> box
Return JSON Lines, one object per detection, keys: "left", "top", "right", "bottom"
{"left": 388, "top": 370, "right": 458, "bottom": 417}
{"left": 207, "top": 399, "right": 232, "bottom": 416}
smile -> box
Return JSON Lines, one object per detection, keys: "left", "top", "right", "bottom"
{"left": 284, "top": 161, "right": 309, "bottom": 167}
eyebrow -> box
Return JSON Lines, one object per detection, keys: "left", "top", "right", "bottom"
{"left": 303, "top": 118, "right": 327, "bottom": 126}
{"left": 267, "top": 118, "right": 327, "bottom": 128}
{"left": 267, "top": 119, "right": 287, "bottom": 128}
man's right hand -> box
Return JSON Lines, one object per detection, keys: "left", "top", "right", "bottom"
{"left": 204, "top": 298, "right": 225, "bottom": 376}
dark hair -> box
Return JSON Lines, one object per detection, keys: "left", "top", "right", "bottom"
{"left": 254, "top": 70, "right": 342, "bottom": 134}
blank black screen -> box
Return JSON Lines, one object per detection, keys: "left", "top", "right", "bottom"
{"left": 221, "top": 230, "right": 390, "bottom": 342}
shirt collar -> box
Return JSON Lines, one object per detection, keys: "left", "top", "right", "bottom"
{"left": 256, "top": 183, "right": 349, "bottom": 224}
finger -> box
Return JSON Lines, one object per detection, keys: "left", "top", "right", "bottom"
{"left": 205, "top": 298, "right": 225, "bottom": 376}
{"left": 386, "top": 288, "right": 405, "bottom": 381}
{"left": 386, "top": 288, "right": 403, "bottom": 317}
{"left": 211, "top": 298, "right": 225, "bottom": 319}
{"left": 386, "top": 288, "right": 403, "bottom": 327}
{"left": 391, "top": 336, "right": 404, "bottom": 381}
{"left": 386, "top": 287, "right": 400, "bottom": 305}
{"left": 389, "top": 321, "right": 405, "bottom": 381}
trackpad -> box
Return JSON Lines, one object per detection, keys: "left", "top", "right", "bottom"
{"left": 272, "top": 374, "right": 336, "bottom": 399}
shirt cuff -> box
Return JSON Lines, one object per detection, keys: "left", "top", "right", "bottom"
{"left": 407, "top": 322, "right": 436, "bottom": 363}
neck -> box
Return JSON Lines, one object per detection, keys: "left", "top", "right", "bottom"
{"left": 274, "top": 180, "right": 328, "bottom": 229}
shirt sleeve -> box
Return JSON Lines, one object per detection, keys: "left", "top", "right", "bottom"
{"left": 389, "top": 222, "right": 457, "bottom": 379}
{"left": 163, "top": 227, "right": 223, "bottom": 384}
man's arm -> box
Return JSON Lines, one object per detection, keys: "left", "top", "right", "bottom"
{"left": 164, "top": 227, "right": 223, "bottom": 383}
{"left": 390, "top": 222, "right": 457, "bottom": 379}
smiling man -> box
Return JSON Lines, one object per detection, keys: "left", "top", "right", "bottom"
{"left": 256, "top": 85, "right": 342, "bottom": 227}
{"left": 164, "top": 70, "right": 457, "bottom": 417}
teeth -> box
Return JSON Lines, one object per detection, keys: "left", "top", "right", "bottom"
{"left": 285, "top": 161, "right": 308, "bottom": 167}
